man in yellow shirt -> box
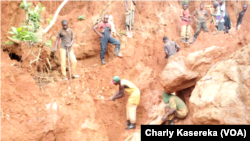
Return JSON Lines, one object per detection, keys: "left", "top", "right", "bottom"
{"left": 109, "top": 76, "right": 140, "bottom": 129}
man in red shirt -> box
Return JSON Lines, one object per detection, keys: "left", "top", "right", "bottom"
{"left": 180, "top": 3, "right": 191, "bottom": 43}
{"left": 93, "top": 14, "right": 123, "bottom": 65}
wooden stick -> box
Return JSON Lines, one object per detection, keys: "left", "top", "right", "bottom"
{"left": 30, "top": 48, "right": 42, "bottom": 67}
{"left": 7, "top": 36, "right": 21, "bottom": 44}
{"left": 46, "top": 58, "right": 51, "bottom": 70}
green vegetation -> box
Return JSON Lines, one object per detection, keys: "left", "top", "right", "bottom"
{"left": 20, "top": 1, "right": 32, "bottom": 10}
{"left": 78, "top": 14, "right": 86, "bottom": 20}
{"left": 45, "top": 39, "right": 52, "bottom": 47}
{"left": 2, "top": 41, "right": 14, "bottom": 45}
{"left": 9, "top": 26, "right": 37, "bottom": 42}
{"left": 120, "top": 30, "right": 126, "bottom": 35}
{"left": 180, "top": 0, "right": 189, "bottom": 5}
{"left": 47, "top": 15, "right": 53, "bottom": 25}
{"left": 8, "top": 2, "right": 45, "bottom": 43}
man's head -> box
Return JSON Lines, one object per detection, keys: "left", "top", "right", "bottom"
{"left": 218, "top": 0, "right": 223, "bottom": 5}
{"left": 162, "top": 91, "right": 173, "bottom": 104}
{"left": 200, "top": 3, "right": 204, "bottom": 10}
{"left": 111, "top": 76, "right": 120, "bottom": 85}
{"left": 61, "top": 20, "right": 68, "bottom": 30}
{"left": 103, "top": 14, "right": 109, "bottom": 23}
{"left": 182, "top": 3, "right": 188, "bottom": 10}
{"left": 243, "top": 4, "right": 248, "bottom": 11}
{"left": 213, "top": 1, "right": 219, "bottom": 8}
{"left": 163, "top": 36, "right": 168, "bottom": 43}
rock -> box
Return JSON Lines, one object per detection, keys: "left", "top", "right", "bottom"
{"left": 72, "top": 43, "right": 96, "bottom": 59}
{"left": 190, "top": 44, "right": 250, "bottom": 124}
{"left": 160, "top": 46, "right": 231, "bottom": 93}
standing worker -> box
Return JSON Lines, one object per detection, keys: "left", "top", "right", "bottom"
{"left": 53, "top": 20, "right": 79, "bottom": 80}
{"left": 109, "top": 76, "right": 140, "bottom": 130}
{"left": 180, "top": 3, "right": 192, "bottom": 43}
{"left": 236, "top": 4, "right": 248, "bottom": 30}
{"left": 93, "top": 14, "right": 123, "bottom": 65}
{"left": 212, "top": 1, "right": 224, "bottom": 31}
{"left": 218, "top": 0, "right": 231, "bottom": 33}
{"left": 163, "top": 36, "right": 181, "bottom": 59}
{"left": 190, "top": 3, "right": 210, "bottom": 44}
{"left": 161, "top": 91, "right": 188, "bottom": 125}
{"left": 125, "top": 0, "right": 136, "bottom": 31}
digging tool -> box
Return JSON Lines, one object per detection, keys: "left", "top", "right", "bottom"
{"left": 66, "top": 48, "right": 72, "bottom": 84}
{"left": 94, "top": 98, "right": 109, "bottom": 101}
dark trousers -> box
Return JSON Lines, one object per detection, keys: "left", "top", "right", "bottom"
{"left": 194, "top": 22, "right": 208, "bottom": 38}
{"left": 100, "top": 26, "right": 120, "bottom": 59}
{"left": 224, "top": 12, "right": 231, "bottom": 33}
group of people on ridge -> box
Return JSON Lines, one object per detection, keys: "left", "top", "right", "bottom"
{"left": 51, "top": 0, "right": 248, "bottom": 129}
{"left": 180, "top": 0, "right": 248, "bottom": 44}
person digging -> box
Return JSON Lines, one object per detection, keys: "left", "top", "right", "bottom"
{"left": 190, "top": 3, "right": 210, "bottom": 44}
{"left": 53, "top": 20, "right": 79, "bottom": 80}
{"left": 109, "top": 76, "right": 140, "bottom": 130}
{"left": 93, "top": 14, "right": 123, "bottom": 65}
{"left": 161, "top": 91, "right": 188, "bottom": 125}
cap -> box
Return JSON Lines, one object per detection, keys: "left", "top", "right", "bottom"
{"left": 111, "top": 76, "right": 120, "bottom": 84}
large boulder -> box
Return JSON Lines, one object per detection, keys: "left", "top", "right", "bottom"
{"left": 189, "top": 44, "right": 250, "bottom": 124}
{"left": 160, "top": 46, "right": 232, "bottom": 93}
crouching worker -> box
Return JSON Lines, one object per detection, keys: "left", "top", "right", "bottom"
{"left": 161, "top": 91, "right": 188, "bottom": 125}
{"left": 109, "top": 76, "right": 140, "bottom": 130}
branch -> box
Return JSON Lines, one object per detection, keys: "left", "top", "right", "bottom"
{"left": 7, "top": 36, "right": 21, "bottom": 44}
{"left": 30, "top": 48, "right": 42, "bottom": 67}
{"left": 46, "top": 58, "right": 51, "bottom": 70}
{"left": 43, "top": 0, "right": 68, "bottom": 34}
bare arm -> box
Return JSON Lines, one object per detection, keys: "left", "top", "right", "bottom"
{"left": 133, "top": 0, "right": 136, "bottom": 5}
{"left": 111, "top": 85, "right": 125, "bottom": 100}
{"left": 193, "top": 11, "right": 198, "bottom": 22}
{"left": 162, "top": 108, "right": 176, "bottom": 121}
{"left": 181, "top": 17, "right": 191, "bottom": 21}
{"left": 167, "top": 108, "right": 176, "bottom": 115}
{"left": 53, "top": 37, "right": 60, "bottom": 52}
{"left": 193, "top": 14, "right": 198, "bottom": 22}
{"left": 175, "top": 42, "right": 180, "bottom": 52}
{"left": 93, "top": 24, "right": 103, "bottom": 37}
